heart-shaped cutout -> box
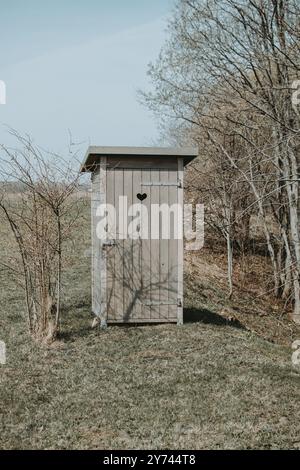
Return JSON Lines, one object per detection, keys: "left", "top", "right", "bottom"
{"left": 137, "top": 193, "right": 147, "bottom": 201}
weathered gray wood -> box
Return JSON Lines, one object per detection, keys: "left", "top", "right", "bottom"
{"left": 132, "top": 169, "right": 143, "bottom": 320}
{"left": 141, "top": 168, "right": 151, "bottom": 320}
{"left": 89, "top": 150, "right": 187, "bottom": 325}
{"left": 150, "top": 169, "right": 160, "bottom": 320}
{"left": 123, "top": 169, "right": 133, "bottom": 321}
{"left": 169, "top": 166, "right": 179, "bottom": 321}
{"left": 106, "top": 167, "right": 115, "bottom": 321}
{"left": 106, "top": 156, "right": 178, "bottom": 170}
{"left": 81, "top": 146, "right": 198, "bottom": 172}
{"left": 159, "top": 169, "right": 169, "bottom": 321}
{"left": 99, "top": 157, "right": 107, "bottom": 328}
{"left": 91, "top": 169, "right": 101, "bottom": 317}
{"left": 114, "top": 168, "right": 124, "bottom": 321}
{"left": 177, "top": 157, "right": 184, "bottom": 325}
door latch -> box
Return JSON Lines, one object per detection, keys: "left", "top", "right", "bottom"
{"left": 102, "top": 240, "right": 116, "bottom": 248}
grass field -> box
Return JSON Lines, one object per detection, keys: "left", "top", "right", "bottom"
{"left": 1, "top": 200, "right": 300, "bottom": 449}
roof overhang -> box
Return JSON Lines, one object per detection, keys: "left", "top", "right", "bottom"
{"left": 80, "top": 146, "right": 198, "bottom": 172}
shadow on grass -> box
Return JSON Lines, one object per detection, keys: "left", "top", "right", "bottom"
{"left": 184, "top": 307, "right": 245, "bottom": 329}
{"left": 58, "top": 324, "right": 94, "bottom": 342}
{"left": 59, "top": 304, "right": 245, "bottom": 342}
{"left": 59, "top": 300, "right": 94, "bottom": 342}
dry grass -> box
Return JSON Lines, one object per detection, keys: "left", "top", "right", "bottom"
{"left": 0, "top": 199, "right": 300, "bottom": 449}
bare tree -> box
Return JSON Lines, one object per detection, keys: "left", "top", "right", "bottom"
{"left": 141, "top": 0, "right": 300, "bottom": 323}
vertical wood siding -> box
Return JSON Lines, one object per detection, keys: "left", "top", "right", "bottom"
{"left": 92, "top": 158, "right": 182, "bottom": 323}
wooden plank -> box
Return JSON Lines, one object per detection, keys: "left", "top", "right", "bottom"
{"left": 141, "top": 168, "right": 151, "bottom": 320}
{"left": 150, "top": 169, "right": 160, "bottom": 320}
{"left": 92, "top": 201, "right": 101, "bottom": 316}
{"left": 131, "top": 169, "right": 142, "bottom": 320}
{"left": 91, "top": 170, "right": 99, "bottom": 316}
{"left": 123, "top": 169, "right": 134, "bottom": 321}
{"left": 92, "top": 170, "right": 102, "bottom": 317}
{"left": 159, "top": 169, "right": 169, "bottom": 321}
{"left": 108, "top": 317, "right": 177, "bottom": 324}
{"left": 113, "top": 168, "right": 124, "bottom": 321}
{"left": 177, "top": 157, "right": 184, "bottom": 325}
{"left": 99, "top": 157, "right": 107, "bottom": 327}
{"left": 169, "top": 166, "right": 179, "bottom": 321}
{"left": 106, "top": 168, "right": 115, "bottom": 322}
{"left": 106, "top": 156, "right": 178, "bottom": 170}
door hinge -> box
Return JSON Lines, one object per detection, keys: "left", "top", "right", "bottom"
{"left": 143, "top": 301, "right": 178, "bottom": 307}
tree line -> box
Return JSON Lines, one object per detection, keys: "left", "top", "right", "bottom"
{"left": 141, "top": 0, "right": 300, "bottom": 323}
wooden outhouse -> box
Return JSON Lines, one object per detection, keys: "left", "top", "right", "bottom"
{"left": 81, "top": 146, "right": 198, "bottom": 327}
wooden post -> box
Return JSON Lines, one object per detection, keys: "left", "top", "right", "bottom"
{"left": 99, "top": 156, "right": 107, "bottom": 329}
{"left": 91, "top": 168, "right": 101, "bottom": 319}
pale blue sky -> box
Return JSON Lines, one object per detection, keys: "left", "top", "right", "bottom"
{"left": 0, "top": 1, "right": 174, "bottom": 153}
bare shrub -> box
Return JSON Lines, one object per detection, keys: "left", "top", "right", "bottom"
{"left": 0, "top": 130, "right": 84, "bottom": 343}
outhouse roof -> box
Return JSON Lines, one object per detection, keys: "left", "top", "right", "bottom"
{"left": 80, "top": 146, "right": 198, "bottom": 172}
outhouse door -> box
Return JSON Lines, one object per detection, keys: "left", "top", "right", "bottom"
{"left": 102, "top": 157, "right": 183, "bottom": 323}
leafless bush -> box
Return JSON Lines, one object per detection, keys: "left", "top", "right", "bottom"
{"left": 0, "top": 130, "right": 84, "bottom": 343}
